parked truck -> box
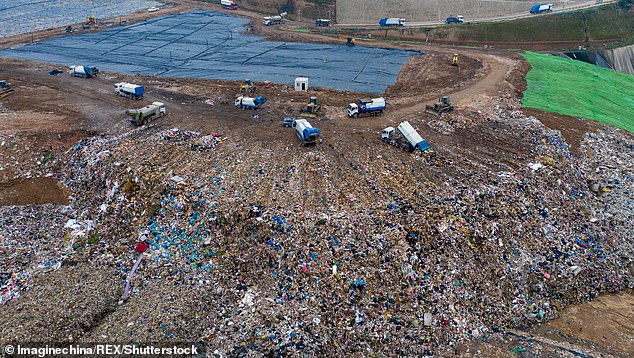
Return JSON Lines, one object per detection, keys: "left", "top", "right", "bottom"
{"left": 347, "top": 97, "right": 386, "bottom": 118}
{"left": 294, "top": 118, "right": 320, "bottom": 146}
{"left": 220, "top": 0, "right": 237, "bottom": 10}
{"left": 382, "top": 121, "right": 430, "bottom": 152}
{"left": 264, "top": 15, "right": 282, "bottom": 26}
{"left": 126, "top": 102, "right": 166, "bottom": 126}
{"left": 530, "top": 4, "right": 552, "bottom": 14}
{"left": 114, "top": 82, "right": 144, "bottom": 100}
{"left": 315, "top": 19, "right": 331, "bottom": 27}
{"left": 379, "top": 18, "right": 406, "bottom": 27}
{"left": 235, "top": 95, "right": 267, "bottom": 109}
{"left": 68, "top": 65, "right": 98, "bottom": 78}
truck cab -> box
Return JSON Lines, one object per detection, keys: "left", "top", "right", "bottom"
{"left": 347, "top": 103, "right": 359, "bottom": 118}
{"left": 381, "top": 127, "right": 395, "bottom": 140}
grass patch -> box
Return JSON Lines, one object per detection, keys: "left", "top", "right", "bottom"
{"left": 521, "top": 51, "right": 634, "bottom": 133}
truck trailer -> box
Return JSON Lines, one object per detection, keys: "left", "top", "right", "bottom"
{"left": 381, "top": 121, "right": 430, "bottom": 152}
{"left": 347, "top": 97, "right": 386, "bottom": 118}
{"left": 68, "top": 65, "right": 98, "bottom": 78}
{"left": 126, "top": 102, "right": 166, "bottom": 126}
{"left": 294, "top": 119, "right": 320, "bottom": 146}
{"left": 235, "top": 95, "right": 267, "bottom": 109}
{"left": 220, "top": 0, "right": 237, "bottom": 10}
{"left": 530, "top": 4, "right": 552, "bottom": 14}
{"left": 114, "top": 82, "right": 144, "bottom": 100}
{"left": 379, "top": 18, "right": 406, "bottom": 27}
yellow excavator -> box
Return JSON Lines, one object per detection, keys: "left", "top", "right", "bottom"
{"left": 240, "top": 79, "right": 256, "bottom": 96}
{"left": 0, "top": 80, "right": 14, "bottom": 99}
{"left": 85, "top": 16, "right": 97, "bottom": 25}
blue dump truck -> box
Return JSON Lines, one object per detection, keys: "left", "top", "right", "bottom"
{"left": 530, "top": 3, "right": 552, "bottom": 14}
{"left": 347, "top": 97, "right": 386, "bottom": 118}
{"left": 381, "top": 121, "right": 430, "bottom": 153}
{"left": 294, "top": 118, "right": 320, "bottom": 146}
{"left": 379, "top": 18, "right": 406, "bottom": 27}
{"left": 114, "top": 82, "right": 144, "bottom": 100}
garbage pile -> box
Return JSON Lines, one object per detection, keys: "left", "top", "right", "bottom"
{"left": 0, "top": 105, "right": 632, "bottom": 355}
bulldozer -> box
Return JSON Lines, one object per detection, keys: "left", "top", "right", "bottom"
{"left": 425, "top": 96, "right": 454, "bottom": 116}
{"left": 0, "top": 80, "right": 14, "bottom": 99}
{"left": 300, "top": 96, "right": 321, "bottom": 117}
{"left": 240, "top": 79, "right": 256, "bottom": 96}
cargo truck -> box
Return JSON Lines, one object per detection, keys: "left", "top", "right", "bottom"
{"left": 114, "top": 82, "right": 144, "bottom": 100}
{"left": 379, "top": 18, "right": 406, "bottom": 27}
{"left": 530, "top": 4, "right": 552, "bottom": 14}
{"left": 294, "top": 119, "right": 320, "bottom": 146}
{"left": 381, "top": 121, "right": 430, "bottom": 152}
{"left": 220, "top": 0, "right": 237, "bottom": 10}
{"left": 235, "top": 95, "right": 267, "bottom": 109}
{"left": 126, "top": 102, "right": 166, "bottom": 126}
{"left": 68, "top": 65, "right": 98, "bottom": 78}
{"left": 347, "top": 97, "right": 386, "bottom": 118}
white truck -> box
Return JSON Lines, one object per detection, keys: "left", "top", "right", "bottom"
{"left": 220, "top": 0, "right": 237, "bottom": 10}
{"left": 347, "top": 97, "right": 386, "bottom": 118}
{"left": 381, "top": 121, "right": 430, "bottom": 152}
{"left": 114, "top": 82, "right": 144, "bottom": 100}
{"left": 126, "top": 102, "right": 166, "bottom": 126}
{"left": 235, "top": 95, "right": 267, "bottom": 109}
{"left": 68, "top": 65, "right": 98, "bottom": 78}
{"left": 264, "top": 12, "right": 286, "bottom": 26}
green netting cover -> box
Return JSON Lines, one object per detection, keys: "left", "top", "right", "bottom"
{"left": 521, "top": 51, "right": 634, "bottom": 133}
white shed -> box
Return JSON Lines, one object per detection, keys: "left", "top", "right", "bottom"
{"left": 295, "top": 77, "right": 308, "bottom": 92}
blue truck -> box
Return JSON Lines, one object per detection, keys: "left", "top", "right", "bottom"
{"left": 530, "top": 4, "right": 552, "bottom": 14}
{"left": 294, "top": 118, "right": 320, "bottom": 146}
{"left": 379, "top": 18, "right": 406, "bottom": 27}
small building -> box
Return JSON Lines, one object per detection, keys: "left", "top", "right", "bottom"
{"left": 295, "top": 77, "right": 308, "bottom": 92}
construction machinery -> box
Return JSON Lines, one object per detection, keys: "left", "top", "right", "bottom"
{"left": 68, "top": 65, "right": 98, "bottom": 78}
{"left": 295, "top": 118, "right": 320, "bottom": 146}
{"left": 235, "top": 95, "right": 267, "bottom": 110}
{"left": 126, "top": 102, "right": 166, "bottom": 126}
{"left": 381, "top": 121, "right": 430, "bottom": 153}
{"left": 347, "top": 97, "right": 386, "bottom": 118}
{"left": 346, "top": 36, "right": 355, "bottom": 46}
{"left": 300, "top": 96, "right": 321, "bottom": 117}
{"left": 452, "top": 54, "right": 459, "bottom": 66}
{"left": 0, "top": 80, "right": 14, "bottom": 99}
{"left": 114, "top": 82, "right": 144, "bottom": 100}
{"left": 240, "top": 79, "right": 256, "bottom": 96}
{"left": 85, "top": 16, "right": 97, "bottom": 25}
{"left": 425, "top": 96, "right": 454, "bottom": 115}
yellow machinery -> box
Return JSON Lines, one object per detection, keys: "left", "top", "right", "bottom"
{"left": 0, "top": 80, "right": 14, "bottom": 99}
{"left": 85, "top": 16, "right": 97, "bottom": 25}
{"left": 240, "top": 79, "right": 256, "bottom": 96}
{"left": 300, "top": 96, "right": 321, "bottom": 117}
{"left": 451, "top": 54, "right": 459, "bottom": 66}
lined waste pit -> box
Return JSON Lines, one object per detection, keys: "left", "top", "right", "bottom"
{"left": 0, "top": 10, "right": 423, "bottom": 93}
{"left": 0, "top": 0, "right": 162, "bottom": 38}
{"left": 0, "top": 177, "right": 69, "bottom": 205}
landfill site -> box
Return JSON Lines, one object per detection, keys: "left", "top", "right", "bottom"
{"left": 0, "top": 0, "right": 633, "bottom": 357}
